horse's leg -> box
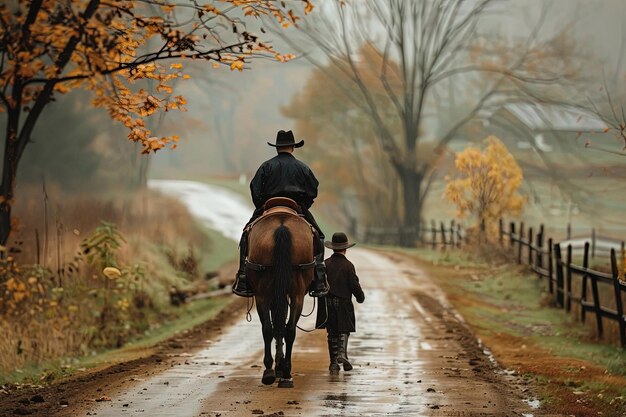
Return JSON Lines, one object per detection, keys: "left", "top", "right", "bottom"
{"left": 258, "top": 303, "right": 275, "bottom": 385}
{"left": 274, "top": 335, "right": 284, "bottom": 379}
{"left": 278, "top": 298, "right": 303, "bottom": 388}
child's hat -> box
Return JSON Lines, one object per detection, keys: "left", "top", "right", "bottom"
{"left": 324, "top": 232, "right": 356, "bottom": 250}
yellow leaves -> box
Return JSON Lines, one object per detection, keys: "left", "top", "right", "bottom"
{"left": 203, "top": 4, "right": 220, "bottom": 14}
{"left": 275, "top": 53, "right": 296, "bottom": 63}
{"left": 169, "top": 63, "right": 183, "bottom": 70}
{"left": 444, "top": 136, "right": 525, "bottom": 230}
{"left": 103, "top": 267, "right": 122, "bottom": 280}
{"left": 230, "top": 59, "right": 244, "bottom": 71}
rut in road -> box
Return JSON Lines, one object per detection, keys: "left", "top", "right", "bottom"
{"left": 89, "top": 248, "right": 537, "bottom": 417}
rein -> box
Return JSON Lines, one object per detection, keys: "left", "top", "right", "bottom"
{"left": 296, "top": 297, "right": 328, "bottom": 333}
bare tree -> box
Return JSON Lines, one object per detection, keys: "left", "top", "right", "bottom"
{"left": 276, "top": 0, "right": 578, "bottom": 245}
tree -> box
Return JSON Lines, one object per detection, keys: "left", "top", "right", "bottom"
{"left": 283, "top": 46, "right": 405, "bottom": 228}
{"left": 444, "top": 136, "right": 525, "bottom": 236}
{"left": 278, "top": 0, "right": 579, "bottom": 245}
{"left": 0, "top": 0, "right": 315, "bottom": 246}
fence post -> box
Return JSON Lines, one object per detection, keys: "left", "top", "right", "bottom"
{"left": 591, "top": 228, "right": 596, "bottom": 259}
{"left": 528, "top": 227, "right": 534, "bottom": 267}
{"left": 567, "top": 223, "right": 571, "bottom": 240}
{"left": 581, "top": 242, "right": 590, "bottom": 323}
{"left": 457, "top": 224, "right": 462, "bottom": 248}
{"left": 554, "top": 243, "right": 564, "bottom": 308}
{"left": 440, "top": 222, "right": 447, "bottom": 249}
{"left": 536, "top": 226, "right": 544, "bottom": 272}
{"left": 590, "top": 264, "right": 604, "bottom": 339}
{"left": 547, "top": 238, "right": 553, "bottom": 294}
{"left": 619, "top": 240, "right": 626, "bottom": 280}
{"left": 450, "top": 220, "right": 456, "bottom": 247}
{"left": 499, "top": 218, "right": 504, "bottom": 246}
{"left": 509, "top": 222, "right": 515, "bottom": 250}
{"left": 431, "top": 220, "right": 437, "bottom": 250}
{"left": 566, "top": 245, "right": 573, "bottom": 312}
{"left": 610, "top": 249, "right": 626, "bottom": 348}
{"left": 517, "top": 223, "right": 525, "bottom": 264}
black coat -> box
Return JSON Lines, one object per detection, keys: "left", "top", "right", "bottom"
{"left": 250, "top": 153, "right": 319, "bottom": 210}
{"left": 316, "top": 253, "right": 365, "bottom": 333}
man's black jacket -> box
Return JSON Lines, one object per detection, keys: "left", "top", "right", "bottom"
{"left": 250, "top": 152, "right": 319, "bottom": 210}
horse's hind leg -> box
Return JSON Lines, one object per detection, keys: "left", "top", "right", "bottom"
{"left": 274, "top": 337, "right": 284, "bottom": 379}
{"left": 258, "top": 305, "right": 275, "bottom": 385}
{"left": 277, "top": 303, "right": 301, "bottom": 388}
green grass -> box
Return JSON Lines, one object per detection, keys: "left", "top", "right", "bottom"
{"left": 197, "top": 222, "right": 238, "bottom": 273}
{"left": 396, "top": 247, "right": 626, "bottom": 377}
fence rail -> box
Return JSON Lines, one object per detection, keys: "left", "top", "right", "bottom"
{"left": 499, "top": 219, "right": 626, "bottom": 347}
{"left": 361, "top": 220, "right": 465, "bottom": 248}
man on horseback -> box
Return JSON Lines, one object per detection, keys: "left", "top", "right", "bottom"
{"left": 232, "top": 129, "right": 329, "bottom": 298}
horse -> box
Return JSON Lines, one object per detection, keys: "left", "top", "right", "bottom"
{"left": 245, "top": 199, "right": 315, "bottom": 388}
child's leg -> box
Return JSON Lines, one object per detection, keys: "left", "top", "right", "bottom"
{"left": 327, "top": 331, "right": 340, "bottom": 372}
{"left": 338, "top": 333, "right": 352, "bottom": 371}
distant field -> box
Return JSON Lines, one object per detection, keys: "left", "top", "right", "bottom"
{"left": 422, "top": 165, "right": 626, "bottom": 242}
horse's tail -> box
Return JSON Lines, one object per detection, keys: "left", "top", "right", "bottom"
{"left": 272, "top": 223, "right": 292, "bottom": 337}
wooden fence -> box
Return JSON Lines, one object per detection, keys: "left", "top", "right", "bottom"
{"left": 361, "top": 220, "right": 464, "bottom": 248}
{"left": 499, "top": 219, "right": 626, "bottom": 347}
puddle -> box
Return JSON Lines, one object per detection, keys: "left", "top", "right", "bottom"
{"left": 523, "top": 398, "right": 541, "bottom": 409}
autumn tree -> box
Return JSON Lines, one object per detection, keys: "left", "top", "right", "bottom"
{"left": 444, "top": 136, "right": 525, "bottom": 236}
{"left": 283, "top": 47, "right": 406, "bottom": 229}
{"left": 0, "top": 0, "right": 314, "bottom": 246}
{"left": 277, "top": 0, "right": 580, "bottom": 245}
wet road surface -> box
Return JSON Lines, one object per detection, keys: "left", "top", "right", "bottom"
{"left": 88, "top": 249, "right": 537, "bottom": 417}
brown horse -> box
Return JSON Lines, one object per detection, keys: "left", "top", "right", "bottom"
{"left": 246, "top": 209, "right": 315, "bottom": 388}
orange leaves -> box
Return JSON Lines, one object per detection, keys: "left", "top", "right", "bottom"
{"left": 304, "top": 1, "right": 314, "bottom": 14}
{"left": 0, "top": 0, "right": 313, "bottom": 163}
{"left": 275, "top": 53, "right": 296, "bottom": 63}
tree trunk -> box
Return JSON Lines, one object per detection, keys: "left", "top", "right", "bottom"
{"left": 0, "top": 114, "right": 20, "bottom": 247}
{"left": 398, "top": 166, "right": 423, "bottom": 247}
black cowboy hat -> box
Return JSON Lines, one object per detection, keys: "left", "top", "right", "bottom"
{"left": 267, "top": 130, "right": 304, "bottom": 148}
{"left": 324, "top": 232, "right": 356, "bottom": 250}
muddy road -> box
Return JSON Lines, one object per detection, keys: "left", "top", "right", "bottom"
{"left": 70, "top": 248, "right": 539, "bottom": 417}
{"left": 1, "top": 182, "right": 542, "bottom": 416}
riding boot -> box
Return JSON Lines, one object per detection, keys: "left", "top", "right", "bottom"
{"left": 327, "top": 333, "right": 340, "bottom": 372}
{"left": 338, "top": 333, "right": 353, "bottom": 371}
{"left": 309, "top": 239, "right": 329, "bottom": 297}
{"left": 232, "top": 232, "right": 254, "bottom": 297}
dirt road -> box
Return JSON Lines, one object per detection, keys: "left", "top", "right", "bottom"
{"left": 74, "top": 248, "right": 539, "bottom": 417}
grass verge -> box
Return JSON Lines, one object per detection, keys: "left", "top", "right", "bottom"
{"left": 0, "top": 297, "right": 230, "bottom": 386}
{"left": 386, "top": 246, "right": 626, "bottom": 417}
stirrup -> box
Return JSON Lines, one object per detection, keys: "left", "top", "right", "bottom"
{"left": 232, "top": 272, "right": 254, "bottom": 297}
{"left": 309, "top": 283, "right": 329, "bottom": 298}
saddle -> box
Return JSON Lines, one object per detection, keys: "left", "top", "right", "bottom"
{"left": 263, "top": 197, "right": 302, "bottom": 216}
{"left": 246, "top": 197, "right": 309, "bottom": 233}
{"left": 244, "top": 197, "right": 317, "bottom": 272}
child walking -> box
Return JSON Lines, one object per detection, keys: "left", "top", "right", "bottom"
{"left": 316, "top": 232, "right": 365, "bottom": 372}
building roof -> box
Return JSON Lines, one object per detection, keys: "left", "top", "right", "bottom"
{"left": 503, "top": 103, "right": 607, "bottom": 132}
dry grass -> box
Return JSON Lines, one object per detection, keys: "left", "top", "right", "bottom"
{"left": 0, "top": 188, "right": 213, "bottom": 375}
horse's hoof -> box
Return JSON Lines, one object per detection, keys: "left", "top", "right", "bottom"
{"left": 275, "top": 370, "right": 283, "bottom": 379}
{"left": 342, "top": 360, "right": 353, "bottom": 371}
{"left": 261, "top": 369, "right": 276, "bottom": 385}
{"left": 277, "top": 378, "right": 294, "bottom": 388}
